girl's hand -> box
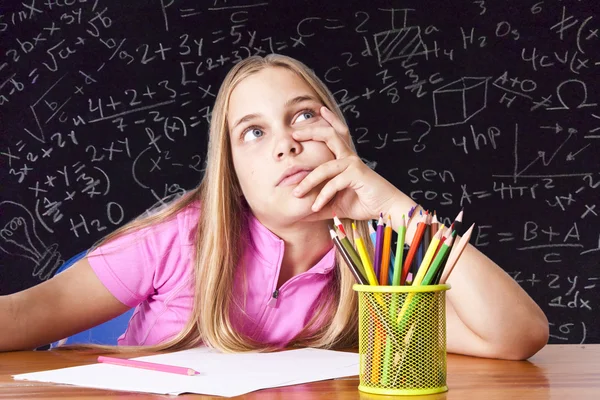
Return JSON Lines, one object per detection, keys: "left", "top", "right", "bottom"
{"left": 292, "top": 106, "right": 401, "bottom": 222}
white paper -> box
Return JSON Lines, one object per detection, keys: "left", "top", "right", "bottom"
{"left": 13, "top": 347, "right": 359, "bottom": 397}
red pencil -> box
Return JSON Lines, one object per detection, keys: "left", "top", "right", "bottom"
{"left": 400, "top": 213, "right": 427, "bottom": 285}
{"left": 332, "top": 212, "right": 346, "bottom": 236}
{"left": 97, "top": 356, "right": 199, "bottom": 376}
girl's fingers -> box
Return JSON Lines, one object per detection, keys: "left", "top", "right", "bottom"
{"left": 320, "top": 106, "right": 350, "bottom": 138}
{"left": 311, "top": 171, "right": 351, "bottom": 212}
{"left": 292, "top": 125, "right": 353, "bottom": 159}
{"left": 293, "top": 158, "right": 350, "bottom": 197}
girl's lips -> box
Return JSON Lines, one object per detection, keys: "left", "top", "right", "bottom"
{"left": 278, "top": 170, "right": 311, "bottom": 187}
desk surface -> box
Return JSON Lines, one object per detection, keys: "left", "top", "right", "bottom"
{"left": 0, "top": 344, "right": 598, "bottom": 399}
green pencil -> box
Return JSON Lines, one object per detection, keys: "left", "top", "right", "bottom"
{"left": 421, "top": 233, "right": 455, "bottom": 285}
{"left": 337, "top": 227, "right": 367, "bottom": 280}
{"left": 391, "top": 215, "right": 406, "bottom": 286}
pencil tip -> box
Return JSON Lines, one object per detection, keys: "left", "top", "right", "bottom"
{"left": 408, "top": 205, "right": 416, "bottom": 217}
{"left": 455, "top": 209, "right": 464, "bottom": 221}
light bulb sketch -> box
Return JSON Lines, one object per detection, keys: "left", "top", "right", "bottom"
{"left": 0, "top": 201, "right": 63, "bottom": 281}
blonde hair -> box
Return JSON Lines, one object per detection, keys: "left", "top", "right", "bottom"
{"left": 60, "top": 54, "right": 375, "bottom": 354}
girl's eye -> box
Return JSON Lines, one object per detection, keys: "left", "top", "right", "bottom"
{"left": 242, "top": 127, "right": 264, "bottom": 142}
{"left": 294, "top": 110, "right": 315, "bottom": 123}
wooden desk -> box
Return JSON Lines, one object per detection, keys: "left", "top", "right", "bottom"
{"left": 0, "top": 344, "right": 598, "bottom": 399}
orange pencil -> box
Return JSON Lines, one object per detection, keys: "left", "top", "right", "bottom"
{"left": 379, "top": 215, "right": 392, "bottom": 285}
{"left": 400, "top": 213, "right": 427, "bottom": 285}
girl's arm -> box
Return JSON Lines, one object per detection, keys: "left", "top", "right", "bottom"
{"left": 290, "top": 107, "right": 548, "bottom": 359}
{"left": 386, "top": 193, "right": 549, "bottom": 360}
{"left": 0, "top": 258, "right": 131, "bottom": 352}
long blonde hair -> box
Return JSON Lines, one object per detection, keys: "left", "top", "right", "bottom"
{"left": 62, "top": 54, "right": 375, "bottom": 353}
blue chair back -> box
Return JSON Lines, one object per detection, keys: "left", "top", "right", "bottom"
{"left": 50, "top": 251, "right": 135, "bottom": 348}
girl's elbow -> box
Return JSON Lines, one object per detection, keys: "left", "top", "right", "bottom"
{"left": 498, "top": 317, "right": 550, "bottom": 361}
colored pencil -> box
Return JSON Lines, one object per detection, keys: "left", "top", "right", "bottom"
{"left": 443, "top": 223, "right": 454, "bottom": 239}
{"left": 369, "top": 221, "right": 394, "bottom": 283}
{"left": 333, "top": 212, "right": 346, "bottom": 236}
{"left": 431, "top": 211, "right": 439, "bottom": 238}
{"left": 430, "top": 224, "right": 451, "bottom": 284}
{"left": 330, "top": 229, "right": 368, "bottom": 285}
{"left": 379, "top": 215, "right": 392, "bottom": 285}
{"left": 388, "top": 215, "right": 407, "bottom": 382}
{"left": 391, "top": 215, "right": 406, "bottom": 286}
{"left": 373, "top": 214, "right": 384, "bottom": 280}
{"left": 335, "top": 225, "right": 365, "bottom": 272}
{"left": 396, "top": 228, "right": 443, "bottom": 324}
{"left": 400, "top": 213, "right": 427, "bottom": 285}
{"left": 411, "top": 229, "right": 443, "bottom": 286}
{"left": 408, "top": 205, "right": 417, "bottom": 218}
{"left": 368, "top": 220, "right": 377, "bottom": 245}
{"left": 407, "top": 204, "right": 422, "bottom": 229}
{"left": 453, "top": 208, "right": 464, "bottom": 235}
{"left": 335, "top": 227, "right": 367, "bottom": 282}
{"left": 431, "top": 223, "right": 447, "bottom": 259}
{"left": 414, "top": 212, "right": 431, "bottom": 276}
{"left": 388, "top": 250, "right": 395, "bottom": 285}
{"left": 439, "top": 223, "right": 475, "bottom": 284}
{"left": 97, "top": 356, "right": 199, "bottom": 376}
{"left": 392, "top": 320, "right": 417, "bottom": 380}
{"left": 421, "top": 233, "right": 455, "bottom": 285}
{"left": 352, "top": 223, "right": 379, "bottom": 285}
{"left": 369, "top": 304, "right": 384, "bottom": 384}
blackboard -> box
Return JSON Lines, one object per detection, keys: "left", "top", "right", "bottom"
{"left": 1, "top": 0, "right": 599, "bottom": 345}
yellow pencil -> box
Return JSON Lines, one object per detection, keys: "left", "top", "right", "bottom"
{"left": 368, "top": 302, "right": 384, "bottom": 383}
{"left": 352, "top": 223, "right": 378, "bottom": 286}
{"left": 396, "top": 229, "right": 443, "bottom": 324}
{"left": 379, "top": 215, "right": 392, "bottom": 285}
{"left": 412, "top": 229, "right": 443, "bottom": 286}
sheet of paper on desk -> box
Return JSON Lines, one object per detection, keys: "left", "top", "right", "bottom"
{"left": 12, "top": 347, "right": 359, "bottom": 397}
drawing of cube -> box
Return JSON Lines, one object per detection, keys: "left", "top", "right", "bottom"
{"left": 433, "top": 77, "right": 489, "bottom": 127}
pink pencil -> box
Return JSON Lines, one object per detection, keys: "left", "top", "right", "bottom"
{"left": 97, "top": 355, "right": 199, "bottom": 376}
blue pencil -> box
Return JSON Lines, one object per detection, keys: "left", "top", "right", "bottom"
{"left": 373, "top": 214, "right": 384, "bottom": 281}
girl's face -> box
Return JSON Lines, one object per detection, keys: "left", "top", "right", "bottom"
{"left": 228, "top": 66, "right": 335, "bottom": 227}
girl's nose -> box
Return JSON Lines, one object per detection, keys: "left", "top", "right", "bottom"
{"left": 274, "top": 131, "right": 302, "bottom": 160}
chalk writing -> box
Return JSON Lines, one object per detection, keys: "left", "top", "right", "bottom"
{"left": 1, "top": 0, "right": 598, "bottom": 343}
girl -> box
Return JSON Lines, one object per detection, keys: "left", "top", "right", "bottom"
{"left": 0, "top": 54, "right": 549, "bottom": 359}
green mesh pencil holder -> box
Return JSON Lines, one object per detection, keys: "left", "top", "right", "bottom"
{"left": 353, "top": 283, "right": 451, "bottom": 396}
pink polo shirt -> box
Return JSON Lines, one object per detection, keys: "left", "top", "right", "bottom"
{"left": 87, "top": 201, "right": 336, "bottom": 347}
